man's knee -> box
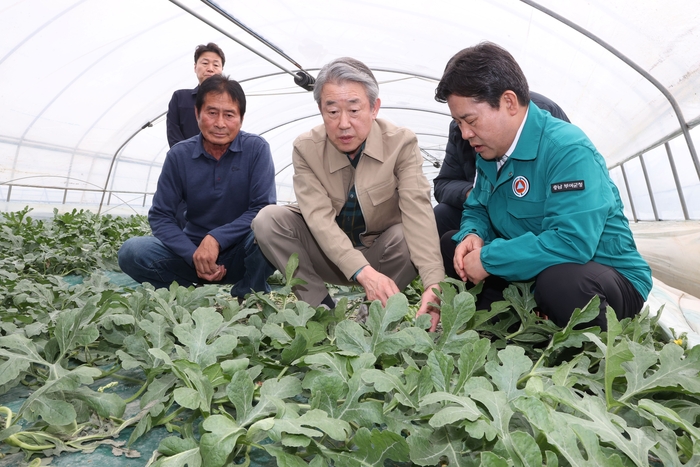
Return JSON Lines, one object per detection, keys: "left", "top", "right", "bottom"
{"left": 534, "top": 263, "right": 608, "bottom": 327}
{"left": 252, "top": 205, "right": 296, "bottom": 242}
{"left": 378, "top": 223, "right": 408, "bottom": 253}
{"left": 117, "top": 237, "right": 142, "bottom": 272}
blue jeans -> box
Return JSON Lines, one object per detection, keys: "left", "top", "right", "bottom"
{"left": 117, "top": 230, "right": 273, "bottom": 297}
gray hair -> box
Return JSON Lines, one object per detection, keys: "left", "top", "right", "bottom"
{"left": 313, "top": 57, "right": 379, "bottom": 109}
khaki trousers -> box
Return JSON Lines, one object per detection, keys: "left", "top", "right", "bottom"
{"left": 252, "top": 205, "right": 417, "bottom": 306}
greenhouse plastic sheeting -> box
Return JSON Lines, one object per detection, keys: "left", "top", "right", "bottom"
{"left": 1, "top": 0, "right": 699, "bottom": 214}
{"left": 646, "top": 277, "right": 700, "bottom": 349}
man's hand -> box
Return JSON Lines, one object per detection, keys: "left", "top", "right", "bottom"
{"left": 463, "top": 248, "right": 489, "bottom": 284}
{"left": 416, "top": 283, "right": 441, "bottom": 332}
{"left": 355, "top": 265, "right": 400, "bottom": 306}
{"left": 453, "top": 234, "right": 484, "bottom": 282}
{"left": 193, "top": 234, "right": 226, "bottom": 282}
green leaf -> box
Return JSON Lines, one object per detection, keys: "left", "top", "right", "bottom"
{"left": 363, "top": 368, "right": 418, "bottom": 409}
{"left": 620, "top": 342, "right": 700, "bottom": 403}
{"left": 545, "top": 385, "right": 656, "bottom": 466}
{"left": 281, "top": 301, "right": 316, "bottom": 327}
{"left": 173, "top": 387, "right": 201, "bottom": 411}
{"left": 480, "top": 451, "right": 510, "bottom": 467}
{"left": 234, "top": 375, "right": 303, "bottom": 428}
{"left": 484, "top": 345, "right": 532, "bottom": 400}
{"left": 260, "top": 374, "right": 303, "bottom": 400}
{"left": 435, "top": 290, "right": 477, "bottom": 354}
{"left": 171, "top": 362, "right": 214, "bottom": 414}
{"left": 264, "top": 445, "right": 311, "bottom": 467}
{"left": 141, "top": 374, "right": 178, "bottom": 408}
{"left": 226, "top": 370, "right": 255, "bottom": 423}
{"left": 277, "top": 253, "right": 307, "bottom": 296}
{"left": 19, "top": 365, "right": 100, "bottom": 423}
{"left": 330, "top": 427, "right": 409, "bottom": 467}
{"left": 29, "top": 396, "right": 77, "bottom": 426}
{"left": 0, "top": 334, "right": 47, "bottom": 386}
{"left": 584, "top": 307, "right": 633, "bottom": 408}
{"left": 426, "top": 350, "right": 453, "bottom": 393}
{"left": 154, "top": 436, "right": 201, "bottom": 467}
{"left": 335, "top": 320, "right": 371, "bottom": 355}
{"left": 638, "top": 398, "right": 700, "bottom": 439}
{"left": 408, "top": 425, "right": 469, "bottom": 467}
{"left": 280, "top": 331, "right": 308, "bottom": 365}
{"left": 454, "top": 334, "right": 490, "bottom": 394}
{"left": 140, "top": 312, "right": 175, "bottom": 352}
{"left": 200, "top": 415, "right": 246, "bottom": 467}
{"left": 470, "top": 388, "right": 513, "bottom": 440}
{"left": 262, "top": 322, "right": 293, "bottom": 344}
{"left": 172, "top": 307, "right": 238, "bottom": 367}
{"left": 268, "top": 409, "right": 351, "bottom": 443}
{"left": 67, "top": 387, "right": 126, "bottom": 418}
{"left": 420, "top": 392, "right": 481, "bottom": 427}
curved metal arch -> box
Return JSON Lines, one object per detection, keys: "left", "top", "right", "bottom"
{"left": 101, "top": 57, "right": 450, "bottom": 202}
{"left": 0, "top": 0, "right": 88, "bottom": 67}
{"left": 521, "top": 0, "right": 700, "bottom": 180}
{"left": 168, "top": 0, "right": 295, "bottom": 77}
{"left": 10, "top": 5, "right": 185, "bottom": 179}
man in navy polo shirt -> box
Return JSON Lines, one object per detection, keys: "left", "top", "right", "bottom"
{"left": 119, "top": 74, "right": 276, "bottom": 299}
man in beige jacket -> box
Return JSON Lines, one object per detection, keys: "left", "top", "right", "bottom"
{"left": 253, "top": 57, "right": 444, "bottom": 330}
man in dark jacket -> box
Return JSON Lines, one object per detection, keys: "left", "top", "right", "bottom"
{"left": 433, "top": 92, "right": 569, "bottom": 238}
{"left": 166, "top": 42, "right": 226, "bottom": 147}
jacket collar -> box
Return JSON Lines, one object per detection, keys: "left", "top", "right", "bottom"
{"left": 475, "top": 102, "right": 545, "bottom": 184}
{"left": 509, "top": 101, "right": 545, "bottom": 162}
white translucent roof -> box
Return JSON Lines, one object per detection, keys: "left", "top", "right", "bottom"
{"left": 1, "top": 0, "right": 700, "bottom": 216}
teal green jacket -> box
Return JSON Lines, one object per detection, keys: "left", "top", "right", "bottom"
{"left": 453, "top": 102, "right": 652, "bottom": 299}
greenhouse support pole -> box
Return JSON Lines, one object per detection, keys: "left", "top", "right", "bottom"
{"left": 99, "top": 119, "right": 159, "bottom": 215}
{"left": 168, "top": 0, "right": 295, "bottom": 77}
{"left": 620, "top": 164, "right": 637, "bottom": 222}
{"left": 638, "top": 154, "right": 659, "bottom": 221}
{"left": 665, "top": 142, "right": 690, "bottom": 220}
{"left": 521, "top": 0, "right": 700, "bottom": 181}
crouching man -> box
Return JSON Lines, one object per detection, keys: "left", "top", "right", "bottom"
{"left": 253, "top": 57, "right": 444, "bottom": 329}
{"left": 436, "top": 42, "right": 651, "bottom": 329}
{"left": 119, "top": 74, "right": 276, "bottom": 300}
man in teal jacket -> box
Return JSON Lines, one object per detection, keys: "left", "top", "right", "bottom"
{"left": 430, "top": 42, "right": 652, "bottom": 330}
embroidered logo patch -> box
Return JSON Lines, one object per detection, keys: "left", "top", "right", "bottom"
{"left": 551, "top": 180, "right": 585, "bottom": 193}
{"left": 512, "top": 176, "right": 529, "bottom": 197}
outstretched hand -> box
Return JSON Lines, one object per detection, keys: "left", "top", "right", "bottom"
{"left": 415, "top": 283, "right": 441, "bottom": 332}
{"left": 355, "top": 265, "right": 400, "bottom": 306}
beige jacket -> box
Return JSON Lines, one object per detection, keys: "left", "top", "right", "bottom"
{"left": 291, "top": 118, "right": 445, "bottom": 287}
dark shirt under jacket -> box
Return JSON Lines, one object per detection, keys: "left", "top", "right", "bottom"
{"left": 433, "top": 92, "right": 570, "bottom": 210}
{"left": 166, "top": 86, "right": 200, "bottom": 148}
{"left": 149, "top": 132, "right": 277, "bottom": 266}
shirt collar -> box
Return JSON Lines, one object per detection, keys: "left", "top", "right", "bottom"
{"left": 328, "top": 120, "right": 382, "bottom": 173}
{"left": 345, "top": 141, "right": 365, "bottom": 168}
{"left": 191, "top": 132, "right": 241, "bottom": 159}
{"left": 495, "top": 107, "right": 529, "bottom": 170}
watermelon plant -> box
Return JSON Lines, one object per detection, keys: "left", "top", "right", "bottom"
{"left": 0, "top": 208, "right": 698, "bottom": 467}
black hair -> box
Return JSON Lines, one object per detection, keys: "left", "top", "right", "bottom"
{"left": 194, "top": 42, "right": 225, "bottom": 67}
{"left": 195, "top": 74, "right": 246, "bottom": 117}
{"left": 435, "top": 42, "right": 529, "bottom": 108}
